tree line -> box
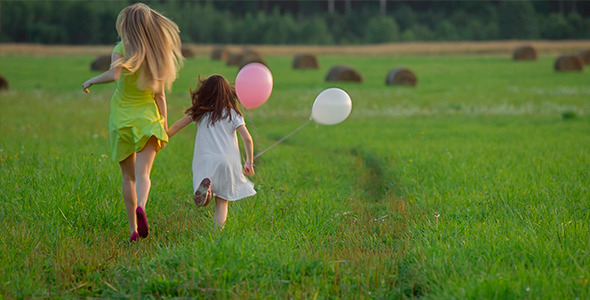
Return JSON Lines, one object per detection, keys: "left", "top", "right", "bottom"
{"left": 1, "top": 0, "right": 588, "bottom": 45}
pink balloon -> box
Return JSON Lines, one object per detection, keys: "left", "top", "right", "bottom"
{"left": 235, "top": 63, "right": 273, "bottom": 109}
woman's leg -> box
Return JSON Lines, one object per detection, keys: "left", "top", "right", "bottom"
{"left": 214, "top": 197, "right": 229, "bottom": 230}
{"left": 119, "top": 154, "right": 137, "bottom": 235}
{"left": 135, "top": 136, "right": 159, "bottom": 209}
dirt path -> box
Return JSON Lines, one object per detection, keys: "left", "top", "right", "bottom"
{"left": 1, "top": 40, "right": 589, "bottom": 57}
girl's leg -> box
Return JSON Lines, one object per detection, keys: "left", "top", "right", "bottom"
{"left": 214, "top": 197, "right": 229, "bottom": 230}
{"left": 135, "top": 136, "right": 158, "bottom": 209}
{"left": 119, "top": 154, "right": 137, "bottom": 235}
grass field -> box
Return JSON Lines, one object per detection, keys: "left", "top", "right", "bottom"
{"left": 1, "top": 43, "right": 589, "bottom": 298}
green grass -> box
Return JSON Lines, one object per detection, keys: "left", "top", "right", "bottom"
{"left": 1, "top": 52, "right": 589, "bottom": 298}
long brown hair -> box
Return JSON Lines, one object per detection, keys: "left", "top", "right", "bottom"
{"left": 185, "top": 75, "right": 243, "bottom": 126}
{"left": 114, "top": 3, "right": 183, "bottom": 93}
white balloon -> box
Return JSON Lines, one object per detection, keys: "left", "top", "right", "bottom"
{"left": 311, "top": 88, "right": 352, "bottom": 125}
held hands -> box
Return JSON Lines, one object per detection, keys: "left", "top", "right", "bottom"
{"left": 244, "top": 161, "right": 255, "bottom": 176}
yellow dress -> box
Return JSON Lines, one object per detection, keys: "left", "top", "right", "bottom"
{"left": 109, "top": 42, "right": 168, "bottom": 162}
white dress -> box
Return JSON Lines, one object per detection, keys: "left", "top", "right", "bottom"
{"left": 192, "top": 109, "right": 256, "bottom": 201}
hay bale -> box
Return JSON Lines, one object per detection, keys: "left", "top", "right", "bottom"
{"left": 211, "top": 46, "right": 229, "bottom": 61}
{"left": 0, "top": 75, "right": 9, "bottom": 91}
{"left": 90, "top": 55, "right": 111, "bottom": 71}
{"left": 181, "top": 46, "right": 195, "bottom": 58}
{"left": 554, "top": 55, "right": 584, "bottom": 71}
{"left": 238, "top": 55, "right": 267, "bottom": 69}
{"left": 226, "top": 52, "right": 244, "bottom": 66}
{"left": 292, "top": 54, "right": 319, "bottom": 69}
{"left": 513, "top": 45, "right": 537, "bottom": 61}
{"left": 579, "top": 49, "right": 590, "bottom": 65}
{"left": 325, "top": 65, "right": 363, "bottom": 83}
{"left": 242, "top": 47, "right": 260, "bottom": 57}
{"left": 385, "top": 67, "right": 417, "bottom": 87}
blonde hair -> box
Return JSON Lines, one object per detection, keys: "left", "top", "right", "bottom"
{"left": 114, "top": 3, "right": 183, "bottom": 93}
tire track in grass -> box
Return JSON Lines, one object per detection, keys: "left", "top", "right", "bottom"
{"left": 250, "top": 124, "right": 427, "bottom": 296}
{"left": 326, "top": 148, "right": 426, "bottom": 297}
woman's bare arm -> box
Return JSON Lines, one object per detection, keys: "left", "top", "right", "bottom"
{"left": 82, "top": 52, "right": 123, "bottom": 93}
{"left": 153, "top": 85, "right": 168, "bottom": 132}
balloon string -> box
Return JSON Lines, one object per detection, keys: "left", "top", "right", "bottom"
{"left": 254, "top": 118, "right": 312, "bottom": 160}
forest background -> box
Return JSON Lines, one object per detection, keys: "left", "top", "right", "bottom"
{"left": 1, "top": 0, "right": 589, "bottom": 45}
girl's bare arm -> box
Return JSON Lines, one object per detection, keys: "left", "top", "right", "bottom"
{"left": 82, "top": 52, "right": 123, "bottom": 93}
{"left": 168, "top": 116, "right": 192, "bottom": 138}
{"left": 237, "top": 125, "right": 255, "bottom": 176}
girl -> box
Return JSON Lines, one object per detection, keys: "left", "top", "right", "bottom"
{"left": 168, "top": 75, "right": 256, "bottom": 229}
{"left": 82, "top": 3, "right": 183, "bottom": 242}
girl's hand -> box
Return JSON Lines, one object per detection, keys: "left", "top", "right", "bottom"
{"left": 82, "top": 80, "right": 92, "bottom": 93}
{"left": 243, "top": 161, "right": 255, "bottom": 176}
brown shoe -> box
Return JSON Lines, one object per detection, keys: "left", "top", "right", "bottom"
{"left": 194, "top": 178, "right": 212, "bottom": 206}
